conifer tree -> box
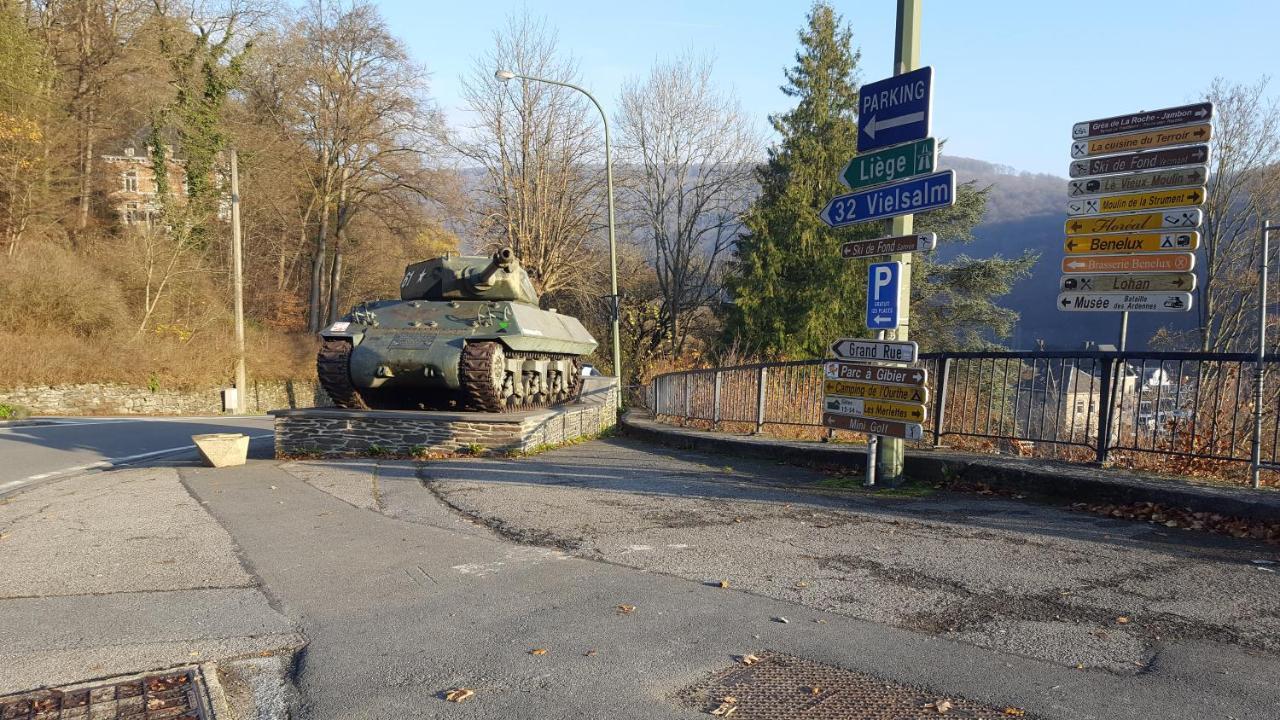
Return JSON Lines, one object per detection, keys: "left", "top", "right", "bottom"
{"left": 723, "top": 2, "right": 1032, "bottom": 357}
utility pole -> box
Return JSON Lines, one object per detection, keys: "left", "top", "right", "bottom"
{"left": 230, "top": 148, "right": 248, "bottom": 414}
{"left": 877, "top": 0, "right": 921, "bottom": 482}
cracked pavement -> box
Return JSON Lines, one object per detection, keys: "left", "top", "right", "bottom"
{"left": 419, "top": 438, "right": 1280, "bottom": 675}
{"left": 5, "top": 435, "right": 1279, "bottom": 719}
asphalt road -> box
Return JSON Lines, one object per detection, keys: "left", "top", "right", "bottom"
{"left": 0, "top": 416, "right": 273, "bottom": 496}
{"left": 182, "top": 442, "right": 1278, "bottom": 719}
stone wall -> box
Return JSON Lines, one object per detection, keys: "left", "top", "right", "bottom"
{"left": 271, "top": 378, "right": 618, "bottom": 457}
{"left": 0, "top": 380, "right": 331, "bottom": 416}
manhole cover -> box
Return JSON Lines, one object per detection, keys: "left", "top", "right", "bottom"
{"left": 0, "top": 667, "right": 212, "bottom": 719}
{"left": 678, "top": 652, "right": 1030, "bottom": 719}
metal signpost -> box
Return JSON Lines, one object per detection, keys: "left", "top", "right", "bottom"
{"left": 1070, "top": 124, "right": 1211, "bottom": 159}
{"left": 1059, "top": 102, "right": 1212, "bottom": 349}
{"left": 1072, "top": 102, "right": 1212, "bottom": 138}
{"left": 1060, "top": 272, "right": 1195, "bottom": 292}
{"left": 825, "top": 379, "right": 929, "bottom": 404}
{"left": 820, "top": 0, "right": 927, "bottom": 486}
{"left": 841, "top": 138, "right": 936, "bottom": 190}
{"left": 825, "top": 395, "right": 926, "bottom": 423}
{"left": 829, "top": 338, "right": 919, "bottom": 364}
{"left": 841, "top": 232, "right": 936, "bottom": 259}
{"left": 1063, "top": 231, "right": 1199, "bottom": 254}
{"left": 1057, "top": 292, "right": 1193, "bottom": 313}
{"left": 866, "top": 261, "right": 902, "bottom": 330}
{"left": 1066, "top": 187, "right": 1205, "bottom": 217}
{"left": 819, "top": 170, "right": 955, "bottom": 228}
{"left": 1067, "top": 167, "right": 1207, "bottom": 197}
{"left": 1069, "top": 144, "right": 1209, "bottom": 178}
{"left": 1066, "top": 209, "right": 1202, "bottom": 235}
{"left": 823, "top": 360, "right": 927, "bottom": 386}
{"left": 856, "top": 65, "right": 932, "bottom": 153}
{"left": 821, "top": 412, "right": 924, "bottom": 441}
{"left": 1252, "top": 220, "right": 1277, "bottom": 488}
{"left": 1060, "top": 253, "right": 1195, "bottom": 273}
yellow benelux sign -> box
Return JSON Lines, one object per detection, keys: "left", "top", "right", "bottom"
{"left": 1063, "top": 232, "right": 1199, "bottom": 254}
{"left": 824, "top": 379, "right": 929, "bottom": 404}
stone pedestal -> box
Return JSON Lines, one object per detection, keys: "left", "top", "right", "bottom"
{"left": 270, "top": 377, "right": 618, "bottom": 458}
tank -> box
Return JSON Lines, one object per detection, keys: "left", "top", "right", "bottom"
{"left": 316, "top": 248, "right": 598, "bottom": 412}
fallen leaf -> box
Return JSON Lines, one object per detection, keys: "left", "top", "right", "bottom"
{"left": 583, "top": 649, "right": 597, "bottom": 657}
{"left": 772, "top": 616, "right": 789, "bottom": 624}
{"left": 709, "top": 702, "right": 738, "bottom": 716}
{"left": 721, "top": 696, "right": 737, "bottom": 704}
{"left": 925, "top": 698, "right": 953, "bottom": 714}
{"left": 444, "top": 688, "right": 475, "bottom": 703}
{"left": 1002, "top": 708, "right": 1026, "bottom": 717}
{"left": 1115, "top": 616, "right": 1130, "bottom": 624}
{"left": 807, "top": 686, "right": 821, "bottom": 696}
{"left": 1075, "top": 663, "right": 1085, "bottom": 669}
{"left": 794, "top": 581, "right": 809, "bottom": 588}
{"left": 739, "top": 654, "right": 761, "bottom": 665}
{"left": 529, "top": 648, "right": 547, "bottom": 656}
{"left": 617, "top": 604, "right": 636, "bottom": 615}
{"left": 719, "top": 580, "right": 730, "bottom": 588}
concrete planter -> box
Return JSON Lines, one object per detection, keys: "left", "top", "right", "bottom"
{"left": 193, "top": 433, "right": 250, "bottom": 468}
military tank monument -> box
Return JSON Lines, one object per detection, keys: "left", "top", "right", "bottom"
{"left": 273, "top": 247, "right": 614, "bottom": 459}
{"left": 315, "top": 247, "right": 597, "bottom": 412}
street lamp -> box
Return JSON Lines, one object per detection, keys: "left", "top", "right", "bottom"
{"left": 495, "top": 68, "right": 622, "bottom": 391}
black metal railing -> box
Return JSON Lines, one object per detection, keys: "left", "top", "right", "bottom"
{"left": 643, "top": 351, "right": 1280, "bottom": 478}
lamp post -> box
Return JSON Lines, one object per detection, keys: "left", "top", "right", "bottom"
{"left": 495, "top": 69, "right": 622, "bottom": 390}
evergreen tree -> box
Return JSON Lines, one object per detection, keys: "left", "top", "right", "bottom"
{"left": 723, "top": 2, "right": 1033, "bottom": 357}
{"left": 722, "top": 2, "right": 869, "bottom": 358}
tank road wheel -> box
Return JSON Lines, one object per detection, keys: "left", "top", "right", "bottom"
{"left": 317, "top": 338, "right": 369, "bottom": 410}
{"left": 460, "top": 341, "right": 508, "bottom": 412}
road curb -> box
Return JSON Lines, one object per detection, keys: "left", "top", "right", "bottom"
{"left": 619, "top": 412, "right": 1280, "bottom": 524}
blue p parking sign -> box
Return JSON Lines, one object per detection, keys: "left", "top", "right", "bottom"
{"left": 866, "top": 261, "right": 901, "bottom": 330}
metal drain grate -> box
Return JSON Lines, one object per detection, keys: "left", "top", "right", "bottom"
{"left": 0, "top": 667, "right": 212, "bottom": 720}
{"left": 678, "top": 652, "right": 1029, "bottom": 719}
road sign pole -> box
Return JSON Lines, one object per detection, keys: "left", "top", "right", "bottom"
{"left": 878, "top": 0, "right": 921, "bottom": 484}
{"left": 1252, "top": 220, "right": 1274, "bottom": 489}
{"left": 1119, "top": 311, "right": 1129, "bottom": 352}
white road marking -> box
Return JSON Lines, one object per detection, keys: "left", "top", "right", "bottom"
{"left": 0, "top": 416, "right": 270, "bottom": 433}
{"left": 0, "top": 433, "right": 273, "bottom": 495}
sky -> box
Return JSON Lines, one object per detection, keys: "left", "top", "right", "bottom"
{"left": 378, "top": 0, "right": 1278, "bottom": 176}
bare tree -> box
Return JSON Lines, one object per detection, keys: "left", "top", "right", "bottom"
{"left": 1195, "top": 77, "right": 1280, "bottom": 351}
{"left": 615, "top": 53, "right": 757, "bottom": 355}
{"left": 454, "top": 11, "right": 604, "bottom": 301}
{"left": 262, "top": 0, "right": 444, "bottom": 330}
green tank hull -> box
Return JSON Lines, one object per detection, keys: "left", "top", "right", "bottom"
{"left": 317, "top": 250, "right": 597, "bottom": 412}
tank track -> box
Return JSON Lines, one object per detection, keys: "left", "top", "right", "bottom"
{"left": 460, "top": 341, "right": 583, "bottom": 413}
{"left": 319, "top": 338, "right": 584, "bottom": 412}
{"left": 316, "top": 338, "right": 370, "bottom": 409}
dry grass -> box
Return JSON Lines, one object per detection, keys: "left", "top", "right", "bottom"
{"left": 0, "top": 329, "right": 316, "bottom": 390}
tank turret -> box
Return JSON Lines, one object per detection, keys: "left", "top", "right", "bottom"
{"left": 400, "top": 248, "right": 539, "bottom": 304}
{"left": 318, "top": 248, "right": 597, "bottom": 412}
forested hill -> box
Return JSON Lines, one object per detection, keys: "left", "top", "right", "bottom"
{"left": 940, "top": 155, "right": 1198, "bottom": 350}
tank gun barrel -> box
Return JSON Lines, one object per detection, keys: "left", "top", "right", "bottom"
{"left": 472, "top": 248, "right": 516, "bottom": 290}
